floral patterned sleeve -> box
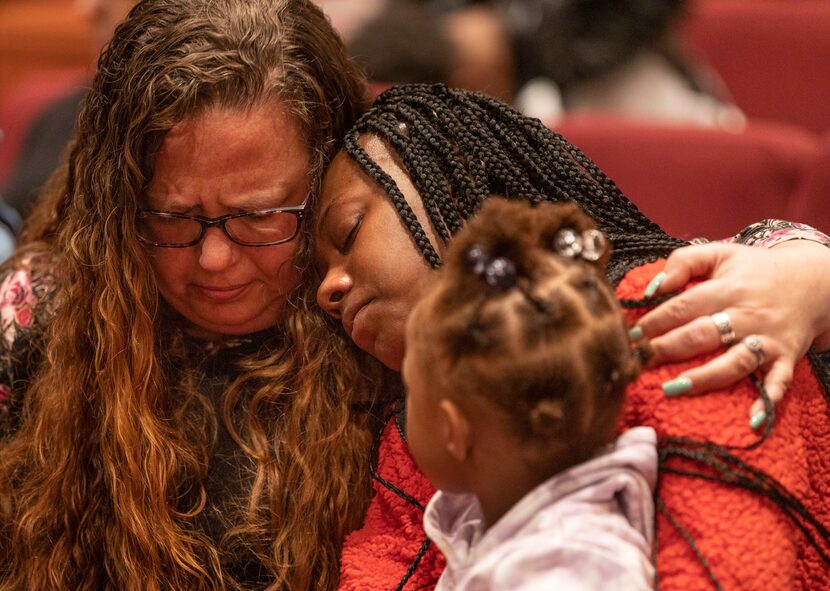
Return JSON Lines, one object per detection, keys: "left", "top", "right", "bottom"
{"left": 0, "top": 253, "right": 58, "bottom": 438}
{"left": 727, "top": 219, "right": 830, "bottom": 248}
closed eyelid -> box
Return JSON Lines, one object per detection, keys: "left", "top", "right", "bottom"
{"left": 315, "top": 201, "right": 358, "bottom": 247}
{"left": 340, "top": 215, "right": 362, "bottom": 253}
{"left": 313, "top": 211, "right": 357, "bottom": 269}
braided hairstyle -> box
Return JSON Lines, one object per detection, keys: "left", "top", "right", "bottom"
{"left": 408, "top": 198, "right": 641, "bottom": 473}
{"left": 341, "top": 83, "right": 686, "bottom": 286}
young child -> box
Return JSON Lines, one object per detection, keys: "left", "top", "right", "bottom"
{"left": 402, "top": 198, "right": 657, "bottom": 590}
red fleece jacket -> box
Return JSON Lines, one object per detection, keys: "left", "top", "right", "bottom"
{"left": 339, "top": 260, "right": 830, "bottom": 591}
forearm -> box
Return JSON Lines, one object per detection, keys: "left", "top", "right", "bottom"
{"left": 730, "top": 219, "right": 830, "bottom": 248}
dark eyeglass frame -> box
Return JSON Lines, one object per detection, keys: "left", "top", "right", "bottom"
{"left": 136, "top": 203, "right": 307, "bottom": 248}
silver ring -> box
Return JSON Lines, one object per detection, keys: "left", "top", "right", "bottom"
{"left": 742, "top": 334, "right": 765, "bottom": 369}
{"left": 711, "top": 311, "right": 737, "bottom": 346}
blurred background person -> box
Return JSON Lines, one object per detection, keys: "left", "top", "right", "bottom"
{"left": 345, "top": 0, "right": 744, "bottom": 127}
{"left": 346, "top": 0, "right": 517, "bottom": 104}
{"left": 1, "top": 0, "right": 135, "bottom": 221}
{"left": 346, "top": 2, "right": 457, "bottom": 89}
{"left": 502, "top": 0, "right": 746, "bottom": 127}
{"left": 314, "top": 0, "right": 387, "bottom": 43}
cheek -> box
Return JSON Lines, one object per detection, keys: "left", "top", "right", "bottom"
{"left": 360, "top": 305, "right": 408, "bottom": 371}
{"left": 408, "top": 418, "right": 449, "bottom": 488}
{"left": 250, "top": 243, "right": 301, "bottom": 293}
{"left": 372, "top": 263, "right": 433, "bottom": 369}
{"left": 406, "top": 393, "right": 436, "bottom": 460}
{"left": 147, "top": 250, "right": 191, "bottom": 295}
{"left": 381, "top": 248, "right": 432, "bottom": 308}
{"left": 392, "top": 263, "right": 432, "bottom": 332}
{"left": 406, "top": 399, "right": 429, "bottom": 465}
{"left": 405, "top": 388, "right": 420, "bottom": 431}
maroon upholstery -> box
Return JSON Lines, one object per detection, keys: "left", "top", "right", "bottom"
{"left": 790, "top": 133, "right": 830, "bottom": 234}
{"left": 553, "top": 115, "right": 821, "bottom": 240}
{"left": 0, "top": 68, "right": 87, "bottom": 186}
{"left": 681, "top": 0, "right": 830, "bottom": 135}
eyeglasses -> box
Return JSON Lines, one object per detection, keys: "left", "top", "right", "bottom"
{"left": 136, "top": 203, "right": 306, "bottom": 248}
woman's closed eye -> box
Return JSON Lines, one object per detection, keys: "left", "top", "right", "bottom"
{"left": 339, "top": 214, "right": 363, "bottom": 254}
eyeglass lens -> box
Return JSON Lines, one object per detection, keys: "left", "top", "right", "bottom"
{"left": 138, "top": 211, "right": 299, "bottom": 246}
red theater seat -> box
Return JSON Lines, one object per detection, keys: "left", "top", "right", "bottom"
{"left": 0, "top": 69, "right": 87, "bottom": 186}
{"left": 681, "top": 1, "right": 830, "bottom": 135}
{"left": 553, "top": 116, "right": 821, "bottom": 241}
{"left": 790, "top": 133, "right": 830, "bottom": 234}
{"left": 0, "top": 0, "right": 94, "bottom": 185}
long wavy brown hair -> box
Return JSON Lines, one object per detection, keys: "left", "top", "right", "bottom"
{"left": 0, "top": 1, "right": 379, "bottom": 589}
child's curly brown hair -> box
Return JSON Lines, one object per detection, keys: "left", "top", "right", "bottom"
{"left": 408, "top": 198, "right": 641, "bottom": 474}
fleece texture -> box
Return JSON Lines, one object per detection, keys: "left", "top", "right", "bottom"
{"left": 617, "top": 260, "right": 830, "bottom": 591}
{"left": 338, "top": 416, "right": 445, "bottom": 591}
{"left": 338, "top": 259, "right": 830, "bottom": 591}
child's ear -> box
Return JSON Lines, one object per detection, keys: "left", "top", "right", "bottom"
{"left": 439, "top": 399, "right": 471, "bottom": 462}
{"left": 530, "top": 399, "right": 566, "bottom": 437}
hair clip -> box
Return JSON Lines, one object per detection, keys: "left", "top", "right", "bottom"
{"left": 581, "top": 229, "right": 606, "bottom": 262}
{"left": 467, "top": 244, "right": 517, "bottom": 290}
{"left": 553, "top": 229, "right": 582, "bottom": 258}
{"left": 552, "top": 228, "right": 607, "bottom": 262}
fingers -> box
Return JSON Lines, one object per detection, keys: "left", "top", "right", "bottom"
{"left": 659, "top": 335, "right": 794, "bottom": 430}
{"left": 638, "top": 280, "right": 735, "bottom": 354}
{"left": 634, "top": 242, "right": 809, "bottom": 431}
{"left": 748, "top": 359, "right": 793, "bottom": 425}
{"left": 642, "top": 243, "right": 733, "bottom": 298}
{"left": 647, "top": 315, "right": 723, "bottom": 364}
{"left": 662, "top": 338, "right": 766, "bottom": 398}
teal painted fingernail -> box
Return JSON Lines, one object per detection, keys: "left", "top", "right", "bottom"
{"left": 644, "top": 272, "right": 667, "bottom": 298}
{"left": 629, "top": 326, "right": 643, "bottom": 341}
{"left": 662, "top": 377, "right": 692, "bottom": 397}
{"left": 750, "top": 410, "right": 767, "bottom": 430}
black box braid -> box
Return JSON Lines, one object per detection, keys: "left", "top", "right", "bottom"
{"left": 341, "top": 83, "right": 687, "bottom": 287}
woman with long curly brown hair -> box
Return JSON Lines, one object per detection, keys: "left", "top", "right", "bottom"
{"left": 0, "top": 1, "right": 380, "bottom": 589}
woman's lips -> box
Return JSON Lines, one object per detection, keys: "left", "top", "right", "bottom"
{"left": 193, "top": 283, "right": 250, "bottom": 303}
{"left": 343, "top": 299, "right": 373, "bottom": 341}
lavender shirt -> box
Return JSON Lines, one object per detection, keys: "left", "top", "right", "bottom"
{"left": 423, "top": 427, "right": 657, "bottom": 591}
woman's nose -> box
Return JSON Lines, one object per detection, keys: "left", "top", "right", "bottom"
{"left": 316, "top": 269, "right": 352, "bottom": 318}
{"left": 198, "top": 228, "right": 235, "bottom": 271}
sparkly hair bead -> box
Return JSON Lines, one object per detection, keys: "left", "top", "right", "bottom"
{"left": 553, "top": 228, "right": 582, "bottom": 258}
{"left": 553, "top": 228, "right": 607, "bottom": 262}
{"left": 484, "top": 257, "right": 517, "bottom": 289}
{"left": 467, "top": 244, "right": 489, "bottom": 275}
{"left": 467, "top": 244, "right": 518, "bottom": 290}
{"left": 581, "top": 229, "right": 607, "bottom": 262}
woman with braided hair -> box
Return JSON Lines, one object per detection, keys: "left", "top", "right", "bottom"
{"left": 313, "top": 83, "right": 830, "bottom": 590}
